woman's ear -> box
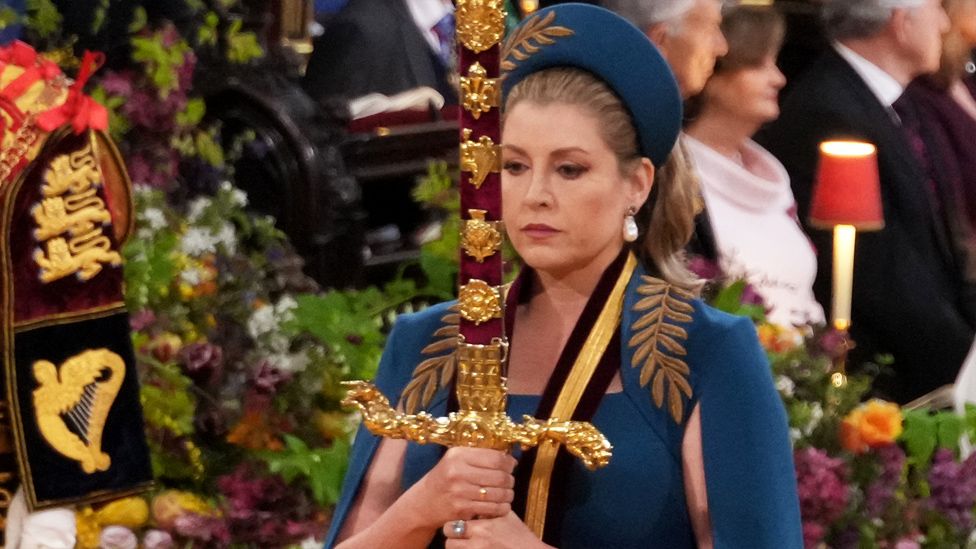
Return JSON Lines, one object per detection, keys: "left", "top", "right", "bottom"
{"left": 629, "top": 157, "right": 655, "bottom": 207}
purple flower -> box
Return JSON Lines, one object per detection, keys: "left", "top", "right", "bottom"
{"left": 687, "top": 255, "right": 721, "bottom": 280}
{"left": 794, "top": 448, "right": 850, "bottom": 528}
{"left": 802, "top": 521, "right": 825, "bottom": 549}
{"left": 179, "top": 342, "right": 224, "bottom": 385}
{"left": 129, "top": 309, "right": 156, "bottom": 332}
{"left": 865, "top": 443, "right": 905, "bottom": 517}
{"left": 142, "top": 530, "right": 175, "bottom": 549}
{"left": 174, "top": 513, "right": 229, "bottom": 543}
{"left": 817, "top": 328, "right": 852, "bottom": 360}
{"left": 99, "top": 526, "right": 138, "bottom": 549}
{"left": 927, "top": 448, "right": 976, "bottom": 532}
{"left": 252, "top": 360, "right": 291, "bottom": 394}
{"left": 740, "top": 282, "right": 766, "bottom": 307}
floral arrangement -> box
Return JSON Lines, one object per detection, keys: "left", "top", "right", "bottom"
{"left": 699, "top": 262, "right": 976, "bottom": 548}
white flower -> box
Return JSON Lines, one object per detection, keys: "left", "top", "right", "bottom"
{"left": 274, "top": 295, "right": 298, "bottom": 319}
{"left": 180, "top": 227, "right": 218, "bottom": 256}
{"left": 803, "top": 402, "right": 824, "bottom": 436}
{"left": 141, "top": 207, "right": 167, "bottom": 231}
{"left": 220, "top": 180, "right": 249, "bottom": 207}
{"left": 215, "top": 222, "right": 237, "bottom": 255}
{"left": 775, "top": 375, "right": 796, "bottom": 398}
{"left": 186, "top": 196, "right": 212, "bottom": 223}
{"left": 180, "top": 266, "right": 203, "bottom": 286}
{"left": 789, "top": 427, "right": 802, "bottom": 445}
{"left": 267, "top": 351, "right": 310, "bottom": 374}
{"left": 300, "top": 536, "right": 322, "bottom": 549}
{"left": 247, "top": 304, "right": 276, "bottom": 339}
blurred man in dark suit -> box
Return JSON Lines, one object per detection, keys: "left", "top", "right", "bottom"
{"left": 759, "top": 0, "right": 971, "bottom": 403}
{"left": 303, "top": 0, "right": 456, "bottom": 103}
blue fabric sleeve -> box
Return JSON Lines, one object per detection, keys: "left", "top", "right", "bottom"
{"left": 698, "top": 317, "right": 803, "bottom": 548}
{"left": 323, "top": 319, "right": 408, "bottom": 549}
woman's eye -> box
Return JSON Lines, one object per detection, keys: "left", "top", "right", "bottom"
{"left": 557, "top": 164, "right": 587, "bottom": 179}
{"left": 503, "top": 160, "right": 529, "bottom": 175}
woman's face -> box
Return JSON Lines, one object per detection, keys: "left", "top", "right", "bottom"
{"left": 501, "top": 101, "right": 649, "bottom": 278}
{"left": 703, "top": 54, "right": 786, "bottom": 125}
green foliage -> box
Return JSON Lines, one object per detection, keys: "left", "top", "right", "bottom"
{"left": 127, "top": 7, "right": 148, "bottom": 33}
{"left": 288, "top": 280, "right": 424, "bottom": 382}
{"left": 257, "top": 435, "right": 350, "bottom": 507}
{"left": 225, "top": 19, "right": 263, "bottom": 64}
{"left": 131, "top": 33, "right": 191, "bottom": 97}
{"left": 91, "top": 0, "right": 110, "bottom": 33}
{"left": 0, "top": 7, "right": 18, "bottom": 31}
{"left": 24, "top": 0, "right": 61, "bottom": 40}
{"left": 89, "top": 85, "right": 131, "bottom": 141}
{"left": 901, "top": 406, "right": 976, "bottom": 467}
{"left": 197, "top": 12, "right": 220, "bottom": 47}
{"left": 710, "top": 280, "right": 766, "bottom": 323}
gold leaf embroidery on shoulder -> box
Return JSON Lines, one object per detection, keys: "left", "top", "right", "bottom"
{"left": 500, "top": 10, "right": 574, "bottom": 72}
{"left": 399, "top": 305, "right": 459, "bottom": 414}
{"left": 628, "top": 276, "right": 695, "bottom": 424}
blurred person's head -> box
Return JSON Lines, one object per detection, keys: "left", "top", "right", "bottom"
{"left": 605, "top": 0, "right": 728, "bottom": 98}
{"left": 690, "top": 6, "right": 787, "bottom": 130}
{"left": 824, "top": 0, "right": 949, "bottom": 83}
{"left": 930, "top": 0, "right": 976, "bottom": 88}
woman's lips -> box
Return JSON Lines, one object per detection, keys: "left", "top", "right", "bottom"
{"left": 521, "top": 223, "right": 559, "bottom": 238}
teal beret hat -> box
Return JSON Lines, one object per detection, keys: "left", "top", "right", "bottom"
{"left": 502, "top": 3, "right": 682, "bottom": 167}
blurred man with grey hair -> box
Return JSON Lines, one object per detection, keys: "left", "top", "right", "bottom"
{"left": 605, "top": 0, "right": 727, "bottom": 97}
{"left": 759, "top": 0, "right": 969, "bottom": 403}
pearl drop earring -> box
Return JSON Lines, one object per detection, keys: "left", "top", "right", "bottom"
{"left": 623, "top": 207, "right": 638, "bottom": 242}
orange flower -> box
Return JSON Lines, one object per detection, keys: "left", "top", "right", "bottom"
{"left": 226, "top": 410, "right": 284, "bottom": 451}
{"left": 840, "top": 399, "right": 903, "bottom": 454}
{"left": 756, "top": 323, "right": 802, "bottom": 353}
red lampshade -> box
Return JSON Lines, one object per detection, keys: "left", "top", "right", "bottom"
{"left": 809, "top": 141, "right": 885, "bottom": 231}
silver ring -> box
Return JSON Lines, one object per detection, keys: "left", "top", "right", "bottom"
{"left": 451, "top": 519, "right": 467, "bottom": 538}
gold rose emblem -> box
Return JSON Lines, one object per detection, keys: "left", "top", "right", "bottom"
{"left": 458, "top": 279, "right": 503, "bottom": 325}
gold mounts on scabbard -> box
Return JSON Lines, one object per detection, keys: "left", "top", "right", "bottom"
{"left": 460, "top": 129, "right": 500, "bottom": 189}
{"left": 462, "top": 209, "right": 502, "bottom": 262}
{"left": 456, "top": 0, "right": 507, "bottom": 53}
{"left": 342, "top": 336, "right": 613, "bottom": 468}
{"left": 460, "top": 62, "right": 500, "bottom": 120}
{"left": 458, "top": 279, "right": 503, "bottom": 325}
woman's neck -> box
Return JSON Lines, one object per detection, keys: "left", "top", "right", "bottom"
{"left": 528, "top": 248, "right": 622, "bottom": 316}
{"left": 686, "top": 108, "right": 759, "bottom": 161}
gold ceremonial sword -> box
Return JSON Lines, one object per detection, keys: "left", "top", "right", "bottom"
{"left": 341, "top": 0, "right": 611, "bottom": 516}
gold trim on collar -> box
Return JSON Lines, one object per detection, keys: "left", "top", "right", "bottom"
{"left": 628, "top": 276, "right": 694, "bottom": 423}
{"left": 523, "top": 253, "right": 636, "bottom": 537}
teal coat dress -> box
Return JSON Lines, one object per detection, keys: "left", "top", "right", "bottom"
{"left": 324, "top": 259, "right": 803, "bottom": 548}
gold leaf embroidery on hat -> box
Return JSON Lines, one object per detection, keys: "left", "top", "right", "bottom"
{"left": 628, "top": 276, "right": 694, "bottom": 423}
{"left": 500, "top": 10, "right": 574, "bottom": 72}
{"left": 32, "top": 348, "right": 125, "bottom": 473}
{"left": 400, "top": 306, "right": 460, "bottom": 414}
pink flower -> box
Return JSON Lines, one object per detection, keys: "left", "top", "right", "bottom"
{"left": 142, "top": 530, "right": 175, "bottom": 549}
{"left": 99, "top": 526, "right": 138, "bottom": 549}
{"left": 795, "top": 448, "right": 850, "bottom": 527}
{"left": 894, "top": 539, "right": 921, "bottom": 549}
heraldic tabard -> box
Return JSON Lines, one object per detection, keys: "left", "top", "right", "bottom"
{"left": 0, "top": 40, "right": 152, "bottom": 534}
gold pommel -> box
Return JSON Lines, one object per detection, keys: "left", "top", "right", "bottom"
{"left": 456, "top": 0, "right": 507, "bottom": 53}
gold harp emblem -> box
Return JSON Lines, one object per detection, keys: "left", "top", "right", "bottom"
{"left": 458, "top": 279, "right": 503, "bottom": 325}
{"left": 461, "top": 209, "right": 502, "bottom": 262}
{"left": 460, "top": 129, "right": 500, "bottom": 190}
{"left": 460, "top": 62, "right": 500, "bottom": 120}
{"left": 31, "top": 140, "right": 122, "bottom": 283}
{"left": 32, "top": 349, "right": 125, "bottom": 473}
{"left": 456, "top": 0, "right": 507, "bottom": 53}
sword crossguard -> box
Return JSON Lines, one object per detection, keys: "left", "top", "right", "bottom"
{"left": 341, "top": 381, "right": 613, "bottom": 471}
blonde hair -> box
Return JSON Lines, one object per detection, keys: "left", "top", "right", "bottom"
{"left": 504, "top": 67, "right": 699, "bottom": 290}
{"left": 931, "top": 0, "right": 976, "bottom": 89}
